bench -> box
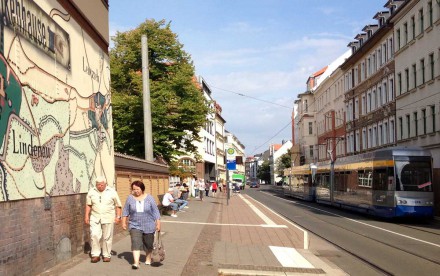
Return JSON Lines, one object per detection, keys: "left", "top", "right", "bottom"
{"left": 157, "top": 194, "right": 172, "bottom": 216}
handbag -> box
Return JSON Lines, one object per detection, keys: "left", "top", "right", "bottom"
{"left": 151, "top": 231, "right": 165, "bottom": 263}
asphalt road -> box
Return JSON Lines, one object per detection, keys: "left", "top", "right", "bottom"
{"left": 243, "top": 185, "right": 440, "bottom": 276}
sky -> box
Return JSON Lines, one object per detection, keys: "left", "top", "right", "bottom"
{"left": 109, "top": 0, "right": 386, "bottom": 157}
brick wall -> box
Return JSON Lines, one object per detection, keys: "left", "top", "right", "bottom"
{"left": 0, "top": 194, "right": 88, "bottom": 276}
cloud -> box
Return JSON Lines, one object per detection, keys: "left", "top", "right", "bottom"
{"left": 220, "top": 22, "right": 265, "bottom": 34}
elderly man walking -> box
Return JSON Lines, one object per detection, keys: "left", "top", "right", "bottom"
{"left": 84, "top": 176, "right": 122, "bottom": 263}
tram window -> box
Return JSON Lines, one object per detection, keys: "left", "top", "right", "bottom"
{"left": 358, "top": 170, "right": 372, "bottom": 187}
{"left": 373, "top": 169, "right": 388, "bottom": 190}
{"left": 395, "top": 161, "right": 432, "bottom": 191}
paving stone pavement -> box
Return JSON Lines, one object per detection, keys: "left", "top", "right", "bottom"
{"left": 38, "top": 190, "right": 347, "bottom": 276}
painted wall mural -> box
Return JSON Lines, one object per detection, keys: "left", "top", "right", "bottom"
{"left": 0, "top": 0, "right": 114, "bottom": 201}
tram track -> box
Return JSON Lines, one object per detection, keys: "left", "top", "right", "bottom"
{"left": 254, "top": 189, "right": 440, "bottom": 275}
{"left": 291, "top": 207, "right": 440, "bottom": 266}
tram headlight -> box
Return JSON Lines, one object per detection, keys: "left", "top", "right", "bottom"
{"left": 426, "top": 201, "right": 433, "bottom": 205}
{"left": 397, "top": 199, "right": 407, "bottom": 204}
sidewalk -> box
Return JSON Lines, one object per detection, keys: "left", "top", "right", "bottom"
{"left": 39, "top": 191, "right": 347, "bottom": 276}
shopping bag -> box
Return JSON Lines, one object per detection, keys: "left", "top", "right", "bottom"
{"left": 151, "top": 231, "right": 165, "bottom": 263}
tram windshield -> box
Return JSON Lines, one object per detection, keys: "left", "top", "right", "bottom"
{"left": 395, "top": 161, "right": 432, "bottom": 192}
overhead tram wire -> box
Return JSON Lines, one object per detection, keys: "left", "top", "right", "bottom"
{"left": 206, "top": 81, "right": 299, "bottom": 156}
{"left": 210, "top": 85, "right": 293, "bottom": 109}
{"left": 250, "top": 119, "right": 292, "bottom": 155}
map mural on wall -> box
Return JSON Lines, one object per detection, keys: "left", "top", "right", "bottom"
{"left": 0, "top": 0, "right": 114, "bottom": 201}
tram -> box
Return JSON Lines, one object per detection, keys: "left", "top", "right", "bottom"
{"left": 284, "top": 147, "right": 434, "bottom": 218}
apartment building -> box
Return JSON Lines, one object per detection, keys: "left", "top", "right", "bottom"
{"left": 225, "top": 130, "right": 246, "bottom": 180}
{"left": 315, "top": 50, "right": 351, "bottom": 162}
{"left": 391, "top": 0, "right": 440, "bottom": 167}
{"left": 214, "top": 102, "right": 227, "bottom": 183}
{"left": 341, "top": 2, "right": 399, "bottom": 155}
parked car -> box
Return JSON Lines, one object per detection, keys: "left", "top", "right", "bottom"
{"left": 249, "top": 182, "right": 260, "bottom": 188}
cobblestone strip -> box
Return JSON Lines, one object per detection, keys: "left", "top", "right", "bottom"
{"left": 181, "top": 200, "right": 222, "bottom": 276}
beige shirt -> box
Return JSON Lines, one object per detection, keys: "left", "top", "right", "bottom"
{"left": 86, "top": 186, "right": 122, "bottom": 223}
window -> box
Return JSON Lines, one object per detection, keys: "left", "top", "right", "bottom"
{"left": 390, "top": 120, "right": 395, "bottom": 143}
{"left": 412, "top": 64, "right": 417, "bottom": 88}
{"left": 429, "top": 53, "right": 434, "bottom": 80}
{"left": 308, "top": 122, "right": 313, "bottom": 135}
{"left": 389, "top": 79, "right": 394, "bottom": 100}
{"left": 362, "top": 129, "right": 367, "bottom": 149}
{"left": 367, "top": 92, "right": 371, "bottom": 112}
{"left": 179, "top": 158, "right": 196, "bottom": 174}
{"left": 384, "top": 122, "right": 388, "bottom": 144}
{"left": 431, "top": 105, "right": 436, "bottom": 133}
{"left": 406, "top": 114, "right": 411, "bottom": 138}
{"left": 309, "top": 145, "right": 314, "bottom": 157}
{"left": 420, "top": 58, "right": 425, "bottom": 84}
{"left": 399, "top": 117, "right": 403, "bottom": 140}
{"left": 361, "top": 95, "right": 365, "bottom": 115}
{"left": 422, "top": 109, "right": 426, "bottom": 135}
{"left": 428, "top": 1, "right": 433, "bottom": 27}
{"left": 398, "top": 73, "right": 402, "bottom": 95}
{"left": 379, "top": 125, "right": 383, "bottom": 145}
{"left": 414, "top": 112, "right": 418, "bottom": 136}
{"left": 419, "top": 8, "right": 424, "bottom": 34}
{"left": 368, "top": 128, "right": 372, "bottom": 148}
{"left": 304, "top": 100, "right": 308, "bottom": 112}
{"left": 405, "top": 68, "right": 409, "bottom": 92}
{"left": 411, "top": 16, "right": 416, "bottom": 40}
{"left": 372, "top": 90, "right": 376, "bottom": 110}
{"left": 378, "top": 87, "right": 382, "bottom": 107}
{"left": 403, "top": 22, "right": 408, "bottom": 44}
{"left": 397, "top": 29, "right": 401, "bottom": 49}
{"left": 383, "top": 82, "right": 388, "bottom": 103}
{"left": 389, "top": 37, "right": 394, "bottom": 57}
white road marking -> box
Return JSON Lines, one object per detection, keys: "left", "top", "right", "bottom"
{"left": 246, "top": 195, "right": 309, "bottom": 249}
{"left": 161, "top": 220, "right": 287, "bottom": 228}
{"left": 239, "top": 194, "right": 276, "bottom": 225}
{"left": 269, "top": 246, "right": 314, "bottom": 268}
{"left": 262, "top": 191, "right": 440, "bottom": 248}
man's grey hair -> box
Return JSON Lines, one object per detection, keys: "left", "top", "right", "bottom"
{"left": 95, "top": 175, "right": 106, "bottom": 183}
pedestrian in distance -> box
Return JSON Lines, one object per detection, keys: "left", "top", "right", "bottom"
{"left": 84, "top": 176, "right": 122, "bottom": 263}
{"left": 122, "top": 181, "right": 161, "bottom": 269}
{"left": 211, "top": 181, "right": 218, "bottom": 197}
{"left": 199, "top": 179, "right": 205, "bottom": 201}
{"left": 205, "top": 180, "right": 211, "bottom": 197}
{"left": 193, "top": 176, "right": 199, "bottom": 198}
{"left": 162, "top": 188, "right": 179, "bottom": 217}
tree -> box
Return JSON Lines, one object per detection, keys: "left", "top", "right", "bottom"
{"left": 276, "top": 149, "right": 292, "bottom": 177}
{"left": 110, "top": 19, "right": 209, "bottom": 162}
{"left": 257, "top": 161, "right": 271, "bottom": 184}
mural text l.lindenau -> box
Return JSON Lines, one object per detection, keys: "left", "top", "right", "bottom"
{"left": 11, "top": 129, "right": 51, "bottom": 158}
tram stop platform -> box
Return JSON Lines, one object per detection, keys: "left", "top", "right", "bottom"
{"left": 39, "top": 189, "right": 347, "bottom": 276}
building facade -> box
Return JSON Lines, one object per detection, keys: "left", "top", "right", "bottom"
{"left": 0, "top": 1, "right": 115, "bottom": 275}
{"left": 391, "top": 0, "right": 440, "bottom": 168}
{"left": 342, "top": 5, "right": 397, "bottom": 156}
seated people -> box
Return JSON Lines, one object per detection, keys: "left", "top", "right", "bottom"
{"left": 172, "top": 184, "right": 188, "bottom": 211}
{"left": 162, "top": 188, "right": 179, "bottom": 217}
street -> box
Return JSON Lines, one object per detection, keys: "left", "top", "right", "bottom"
{"left": 245, "top": 185, "right": 440, "bottom": 276}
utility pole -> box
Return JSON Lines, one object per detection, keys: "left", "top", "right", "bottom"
{"left": 142, "top": 35, "right": 153, "bottom": 161}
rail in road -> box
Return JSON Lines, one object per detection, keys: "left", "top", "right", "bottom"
{"left": 245, "top": 185, "right": 440, "bottom": 276}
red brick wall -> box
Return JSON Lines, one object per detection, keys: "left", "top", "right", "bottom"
{"left": 0, "top": 194, "right": 89, "bottom": 276}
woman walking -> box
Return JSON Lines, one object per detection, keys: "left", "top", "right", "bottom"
{"left": 122, "top": 181, "right": 161, "bottom": 269}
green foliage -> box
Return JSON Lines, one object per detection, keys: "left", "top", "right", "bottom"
{"left": 276, "top": 149, "right": 292, "bottom": 176}
{"left": 257, "top": 161, "right": 271, "bottom": 184}
{"left": 110, "top": 19, "right": 209, "bottom": 162}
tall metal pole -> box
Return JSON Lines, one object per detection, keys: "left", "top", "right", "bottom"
{"left": 142, "top": 35, "right": 153, "bottom": 161}
{"left": 226, "top": 165, "right": 229, "bottom": 206}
